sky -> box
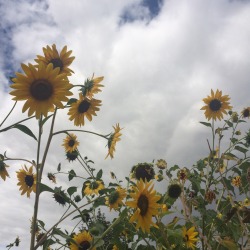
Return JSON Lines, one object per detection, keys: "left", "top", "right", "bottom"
{"left": 0, "top": 0, "right": 250, "bottom": 248}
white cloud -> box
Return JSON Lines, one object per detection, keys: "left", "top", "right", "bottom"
{"left": 0, "top": 0, "right": 250, "bottom": 248}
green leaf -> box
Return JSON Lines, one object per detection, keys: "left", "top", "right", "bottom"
{"left": 67, "top": 186, "right": 77, "bottom": 196}
{"left": 68, "top": 169, "right": 76, "bottom": 181}
{"left": 42, "top": 239, "right": 56, "bottom": 250}
{"left": 57, "top": 163, "right": 61, "bottom": 172}
{"left": 67, "top": 98, "right": 77, "bottom": 105}
{"left": 200, "top": 121, "right": 211, "bottom": 127}
{"left": 96, "top": 169, "right": 103, "bottom": 180}
{"left": 93, "top": 197, "right": 105, "bottom": 208}
{"left": 13, "top": 124, "right": 37, "bottom": 141}
{"left": 39, "top": 183, "right": 54, "bottom": 194}
{"left": 37, "top": 220, "right": 45, "bottom": 229}
{"left": 93, "top": 237, "right": 105, "bottom": 248}
{"left": 225, "top": 120, "right": 233, "bottom": 127}
{"left": 234, "top": 145, "right": 248, "bottom": 154}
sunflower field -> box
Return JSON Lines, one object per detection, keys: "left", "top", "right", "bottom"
{"left": 1, "top": 45, "right": 250, "bottom": 250}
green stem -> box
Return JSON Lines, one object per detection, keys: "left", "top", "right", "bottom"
{"left": 53, "top": 129, "right": 108, "bottom": 139}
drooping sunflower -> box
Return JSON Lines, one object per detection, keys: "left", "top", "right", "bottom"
{"left": 66, "top": 150, "right": 79, "bottom": 162}
{"left": 62, "top": 133, "right": 80, "bottom": 153}
{"left": 126, "top": 179, "right": 161, "bottom": 233}
{"left": 182, "top": 226, "right": 199, "bottom": 250}
{"left": 155, "top": 159, "right": 167, "bottom": 169}
{"left": 130, "top": 163, "right": 155, "bottom": 182}
{"left": 10, "top": 62, "right": 73, "bottom": 119}
{"left": 16, "top": 165, "right": 36, "bottom": 198}
{"left": 80, "top": 75, "right": 104, "bottom": 98}
{"left": 68, "top": 93, "right": 101, "bottom": 127}
{"left": 167, "top": 182, "right": 182, "bottom": 199}
{"left": 70, "top": 231, "right": 96, "bottom": 250}
{"left": 35, "top": 44, "right": 75, "bottom": 76}
{"left": 242, "top": 107, "right": 250, "bottom": 119}
{"left": 201, "top": 89, "right": 232, "bottom": 121}
{"left": 105, "top": 123, "right": 122, "bottom": 159}
{"left": 105, "top": 186, "right": 126, "bottom": 211}
{"left": 0, "top": 161, "right": 9, "bottom": 181}
{"left": 83, "top": 180, "right": 104, "bottom": 196}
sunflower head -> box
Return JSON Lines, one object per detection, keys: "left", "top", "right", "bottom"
{"left": 105, "top": 123, "right": 122, "bottom": 159}
{"left": 35, "top": 44, "right": 75, "bottom": 76}
{"left": 155, "top": 159, "right": 167, "bottom": 169}
{"left": 205, "top": 189, "right": 216, "bottom": 204}
{"left": 62, "top": 133, "right": 80, "bottom": 153}
{"left": 131, "top": 163, "right": 155, "bottom": 182}
{"left": 0, "top": 161, "right": 9, "bottom": 181}
{"left": 16, "top": 165, "right": 36, "bottom": 198}
{"left": 126, "top": 179, "right": 161, "bottom": 233}
{"left": 242, "top": 107, "right": 250, "bottom": 119}
{"left": 177, "top": 168, "right": 188, "bottom": 182}
{"left": 10, "top": 62, "right": 73, "bottom": 119}
{"left": 66, "top": 150, "right": 79, "bottom": 162}
{"left": 231, "top": 112, "right": 239, "bottom": 123}
{"left": 80, "top": 75, "right": 104, "bottom": 98}
{"left": 83, "top": 180, "right": 104, "bottom": 196}
{"left": 47, "top": 173, "right": 56, "bottom": 184}
{"left": 182, "top": 226, "right": 199, "bottom": 250}
{"left": 201, "top": 89, "right": 232, "bottom": 121}
{"left": 68, "top": 93, "right": 102, "bottom": 127}
{"left": 70, "top": 230, "right": 96, "bottom": 250}
{"left": 167, "top": 182, "right": 182, "bottom": 199}
{"left": 231, "top": 176, "right": 242, "bottom": 187}
{"left": 105, "top": 186, "right": 126, "bottom": 211}
{"left": 53, "top": 188, "right": 68, "bottom": 206}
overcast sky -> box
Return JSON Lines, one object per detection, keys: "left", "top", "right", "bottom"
{"left": 0, "top": 0, "right": 250, "bottom": 249}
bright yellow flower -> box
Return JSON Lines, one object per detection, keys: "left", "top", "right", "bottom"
{"left": 62, "top": 133, "right": 80, "bottom": 153}
{"left": 126, "top": 179, "right": 161, "bottom": 233}
{"left": 69, "top": 231, "right": 96, "bottom": 250}
{"left": 105, "top": 186, "right": 126, "bottom": 211}
{"left": 68, "top": 93, "right": 101, "bottom": 127}
{"left": 16, "top": 165, "right": 36, "bottom": 198}
{"left": 106, "top": 123, "right": 122, "bottom": 159}
{"left": 83, "top": 180, "right": 104, "bottom": 196}
{"left": 10, "top": 62, "right": 72, "bottom": 119}
{"left": 182, "top": 226, "right": 199, "bottom": 250}
{"left": 81, "top": 75, "right": 104, "bottom": 98}
{"left": 231, "top": 176, "right": 241, "bottom": 187}
{"left": 201, "top": 89, "right": 232, "bottom": 121}
{"left": 35, "top": 44, "right": 75, "bottom": 76}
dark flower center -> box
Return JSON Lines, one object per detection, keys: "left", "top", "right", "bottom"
{"left": 168, "top": 184, "right": 182, "bottom": 199}
{"left": 78, "top": 100, "right": 91, "bottom": 113}
{"left": 243, "top": 109, "right": 250, "bottom": 118}
{"left": 185, "top": 234, "right": 189, "bottom": 242}
{"left": 68, "top": 139, "right": 75, "bottom": 147}
{"left": 25, "top": 175, "right": 34, "bottom": 187}
{"left": 66, "top": 150, "right": 78, "bottom": 161}
{"left": 135, "top": 164, "right": 155, "bottom": 182}
{"left": 209, "top": 99, "right": 222, "bottom": 111}
{"left": 109, "top": 191, "right": 119, "bottom": 205}
{"left": 90, "top": 182, "right": 99, "bottom": 190}
{"left": 30, "top": 80, "right": 53, "bottom": 101}
{"left": 50, "top": 58, "right": 64, "bottom": 71}
{"left": 137, "top": 194, "right": 149, "bottom": 216}
{"left": 79, "top": 240, "right": 91, "bottom": 250}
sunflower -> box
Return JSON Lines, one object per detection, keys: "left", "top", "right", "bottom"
{"left": 167, "top": 183, "right": 182, "bottom": 199}
{"left": 131, "top": 163, "right": 155, "bottom": 182}
{"left": 68, "top": 93, "right": 101, "bottom": 127}
{"left": 62, "top": 133, "right": 80, "bottom": 153}
{"left": 16, "top": 165, "right": 36, "bottom": 197}
{"left": 0, "top": 161, "right": 9, "bottom": 181}
{"left": 66, "top": 150, "right": 79, "bottom": 162}
{"left": 156, "top": 159, "right": 167, "bottom": 169}
{"left": 231, "top": 176, "right": 242, "bottom": 187}
{"left": 80, "top": 75, "right": 104, "bottom": 98}
{"left": 242, "top": 107, "right": 250, "bottom": 119}
{"left": 126, "top": 179, "right": 161, "bottom": 233}
{"left": 35, "top": 44, "right": 75, "bottom": 76}
{"left": 105, "top": 123, "right": 122, "bottom": 159}
{"left": 70, "top": 231, "right": 96, "bottom": 250}
{"left": 10, "top": 62, "right": 73, "bottom": 119}
{"left": 201, "top": 89, "right": 232, "bottom": 121}
{"left": 83, "top": 180, "right": 104, "bottom": 196}
{"left": 182, "top": 226, "right": 199, "bottom": 250}
{"left": 105, "top": 186, "right": 126, "bottom": 211}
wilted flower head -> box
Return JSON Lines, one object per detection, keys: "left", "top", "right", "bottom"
{"left": 131, "top": 162, "right": 155, "bottom": 182}
{"left": 205, "top": 189, "right": 216, "bottom": 204}
{"left": 47, "top": 173, "right": 56, "bottom": 183}
{"left": 231, "top": 176, "right": 242, "bottom": 187}
{"left": 155, "top": 159, "right": 167, "bottom": 169}
{"left": 0, "top": 161, "right": 9, "bottom": 181}
{"left": 242, "top": 107, "right": 250, "bottom": 119}
{"left": 167, "top": 182, "right": 182, "bottom": 199}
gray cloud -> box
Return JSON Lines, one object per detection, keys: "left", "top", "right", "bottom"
{"left": 0, "top": 0, "right": 250, "bottom": 248}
